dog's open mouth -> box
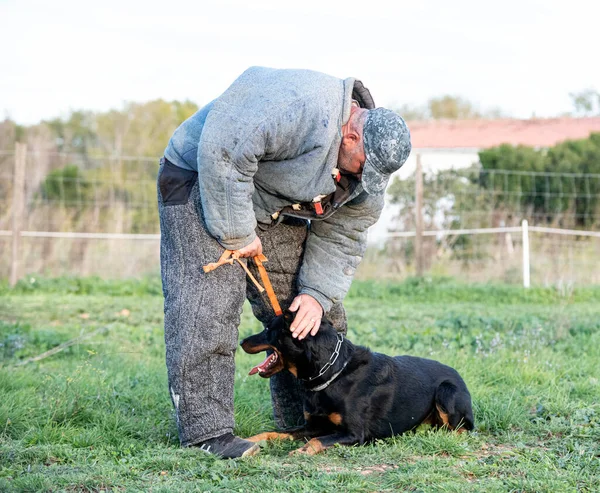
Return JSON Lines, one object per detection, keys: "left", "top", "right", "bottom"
{"left": 249, "top": 352, "right": 279, "bottom": 376}
{"left": 246, "top": 349, "right": 284, "bottom": 378}
{"left": 240, "top": 335, "right": 285, "bottom": 378}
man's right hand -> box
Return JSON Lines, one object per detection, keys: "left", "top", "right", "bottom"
{"left": 235, "top": 236, "right": 263, "bottom": 258}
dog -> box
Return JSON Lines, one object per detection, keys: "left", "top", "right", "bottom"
{"left": 240, "top": 311, "right": 474, "bottom": 455}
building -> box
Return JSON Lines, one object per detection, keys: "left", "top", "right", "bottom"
{"left": 367, "top": 117, "right": 600, "bottom": 244}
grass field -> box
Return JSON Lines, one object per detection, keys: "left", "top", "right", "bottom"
{"left": 1, "top": 276, "right": 599, "bottom": 492}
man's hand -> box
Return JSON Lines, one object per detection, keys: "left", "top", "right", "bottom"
{"left": 235, "top": 236, "right": 263, "bottom": 258}
{"left": 289, "top": 294, "right": 323, "bottom": 340}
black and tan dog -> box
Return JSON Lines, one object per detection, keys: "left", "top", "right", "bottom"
{"left": 240, "top": 312, "right": 474, "bottom": 455}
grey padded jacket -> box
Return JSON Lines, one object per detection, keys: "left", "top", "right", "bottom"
{"left": 164, "top": 66, "right": 385, "bottom": 312}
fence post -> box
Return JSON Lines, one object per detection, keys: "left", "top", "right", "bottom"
{"left": 522, "top": 219, "right": 530, "bottom": 288}
{"left": 10, "top": 143, "right": 27, "bottom": 287}
{"left": 415, "top": 153, "right": 424, "bottom": 276}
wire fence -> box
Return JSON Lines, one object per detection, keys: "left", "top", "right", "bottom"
{"left": 1, "top": 147, "right": 599, "bottom": 286}
{"left": 365, "top": 223, "right": 600, "bottom": 286}
{"left": 0, "top": 150, "right": 159, "bottom": 235}
{"left": 386, "top": 166, "right": 600, "bottom": 232}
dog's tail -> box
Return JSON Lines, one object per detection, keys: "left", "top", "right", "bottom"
{"left": 435, "top": 380, "right": 475, "bottom": 432}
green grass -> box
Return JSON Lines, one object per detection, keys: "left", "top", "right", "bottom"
{"left": 0, "top": 277, "right": 599, "bottom": 492}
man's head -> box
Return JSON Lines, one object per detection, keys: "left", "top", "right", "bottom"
{"left": 338, "top": 107, "right": 411, "bottom": 195}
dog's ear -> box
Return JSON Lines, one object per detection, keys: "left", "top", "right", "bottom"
{"left": 301, "top": 337, "right": 313, "bottom": 363}
{"left": 302, "top": 320, "right": 338, "bottom": 363}
{"left": 304, "top": 347, "right": 312, "bottom": 363}
{"left": 283, "top": 309, "right": 295, "bottom": 327}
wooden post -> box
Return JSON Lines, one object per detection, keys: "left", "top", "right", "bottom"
{"left": 10, "top": 143, "right": 27, "bottom": 287}
{"left": 415, "top": 153, "right": 424, "bottom": 277}
{"left": 522, "top": 219, "right": 530, "bottom": 288}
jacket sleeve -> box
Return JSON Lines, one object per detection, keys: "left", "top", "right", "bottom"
{"left": 197, "top": 98, "right": 331, "bottom": 250}
{"left": 196, "top": 109, "right": 264, "bottom": 250}
{"left": 298, "top": 190, "right": 385, "bottom": 312}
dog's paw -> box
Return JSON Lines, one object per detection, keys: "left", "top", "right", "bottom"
{"left": 246, "top": 432, "right": 295, "bottom": 443}
{"left": 288, "top": 438, "right": 325, "bottom": 456}
{"left": 288, "top": 446, "right": 313, "bottom": 456}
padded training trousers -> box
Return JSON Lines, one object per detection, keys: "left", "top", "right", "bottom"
{"left": 157, "top": 160, "right": 347, "bottom": 445}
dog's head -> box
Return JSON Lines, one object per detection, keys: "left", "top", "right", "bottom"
{"left": 240, "top": 310, "right": 340, "bottom": 379}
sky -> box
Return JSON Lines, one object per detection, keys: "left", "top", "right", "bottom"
{"left": 1, "top": 0, "right": 599, "bottom": 125}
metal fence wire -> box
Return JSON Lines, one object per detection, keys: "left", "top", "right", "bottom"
{"left": 1, "top": 148, "right": 599, "bottom": 286}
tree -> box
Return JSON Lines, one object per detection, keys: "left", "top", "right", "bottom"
{"left": 0, "top": 118, "right": 18, "bottom": 149}
{"left": 95, "top": 99, "right": 199, "bottom": 158}
{"left": 36, "top": 99, "right": 201, "bottom": 158}
{"left": 570, "top": 89, "right": 600, "bottom": 116}
{"left": 395, "top": 96, "right": 506, "bottom": 120}
{"left": 40, "top": 165, "right": 91, "bottom": 205}
{"left": 428, "top": 95, "right": 481, "bottom": 119}
{"left": 394, "top": 103, "right": 428, "bottom": 121}
{"left": 385, "top": 166, "right": 494, "bottom": 267}
{"left": 387, "top": 166, "right": 493, "bottom": 231}
{"left": 45, "top": 111, "right": 97, "bottom": 156}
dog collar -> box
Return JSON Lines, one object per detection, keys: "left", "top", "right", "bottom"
{"left": 306, "top": 360, "right": 349, "bottom": 392}
{"left": 301, "top": 333, "right": 345, "bottom": 386}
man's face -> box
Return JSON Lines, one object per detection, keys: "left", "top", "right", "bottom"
{"left": 338, "top": 137, "right": 366, "bottom": 180}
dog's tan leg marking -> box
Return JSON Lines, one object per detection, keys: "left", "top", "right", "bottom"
{"left": 421, "top": 410, "right": 436, "bottom": 425}
{"left": 289, "top": 438, "right": 325, "bottom": 456}
{"left": 304, "top": 411, "right": 311, "bottom": 421}
{"left": 245, "top": 432, "right": 295, "bottom": 443}
{"left": 436, "top": 404, "right": 453, "bottom": 429}
{"left": 328, "top": 412, "right": 343, "bottom": 426}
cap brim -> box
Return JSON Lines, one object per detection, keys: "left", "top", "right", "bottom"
{"left": 361, "top": 160, "right": 389, "bottom": 195}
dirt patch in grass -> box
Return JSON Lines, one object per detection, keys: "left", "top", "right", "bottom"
{"left": 471, "top": 443, "right": 517, "bottom": 459}
{"left": 317, "top": 463, "right": 399, "bottom": 476}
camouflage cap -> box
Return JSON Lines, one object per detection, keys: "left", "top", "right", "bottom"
{"left": 362, "top": 108, "right": 412, "bottom": 194}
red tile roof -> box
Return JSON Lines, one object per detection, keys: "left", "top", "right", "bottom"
{"left": 406, "top": 117, "right": 600, "bottom": 149}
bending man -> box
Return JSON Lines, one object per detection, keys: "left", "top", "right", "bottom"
{"left": 158, "top": 66, "right": 411, "bottom": 458}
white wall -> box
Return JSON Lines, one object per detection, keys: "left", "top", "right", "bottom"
{"left": 367, "top": 148, "right": 481, "bottom": 246}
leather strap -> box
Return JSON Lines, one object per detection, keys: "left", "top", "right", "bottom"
{"left": 203, "top": 250, "right": 282, "bottom": 316}
{"left": 202, "top": 249, "right": 235, "bottom": 273}
{"left": 253, "top": 254, "right": 283, "bottom": 316}
{"left": 203, "top": 249, "right": 264, "bottom": 293}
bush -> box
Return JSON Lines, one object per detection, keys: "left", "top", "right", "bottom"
{"left": 479, "top": 133, "right": 600, "bottom": 226}
{"left": 40, "top": 165, "right": 92, "bottom": 205}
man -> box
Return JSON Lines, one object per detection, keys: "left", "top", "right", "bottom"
{"left": 158, "top": 66, "right": 411, "bottom": 458}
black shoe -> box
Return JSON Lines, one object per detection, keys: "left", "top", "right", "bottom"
{"left": 194, "top": 433, "right": 260, "bottom": 459}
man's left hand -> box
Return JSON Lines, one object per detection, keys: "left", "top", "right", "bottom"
{"left": 288, "top": 294, "right": 323, "bottom": 340}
